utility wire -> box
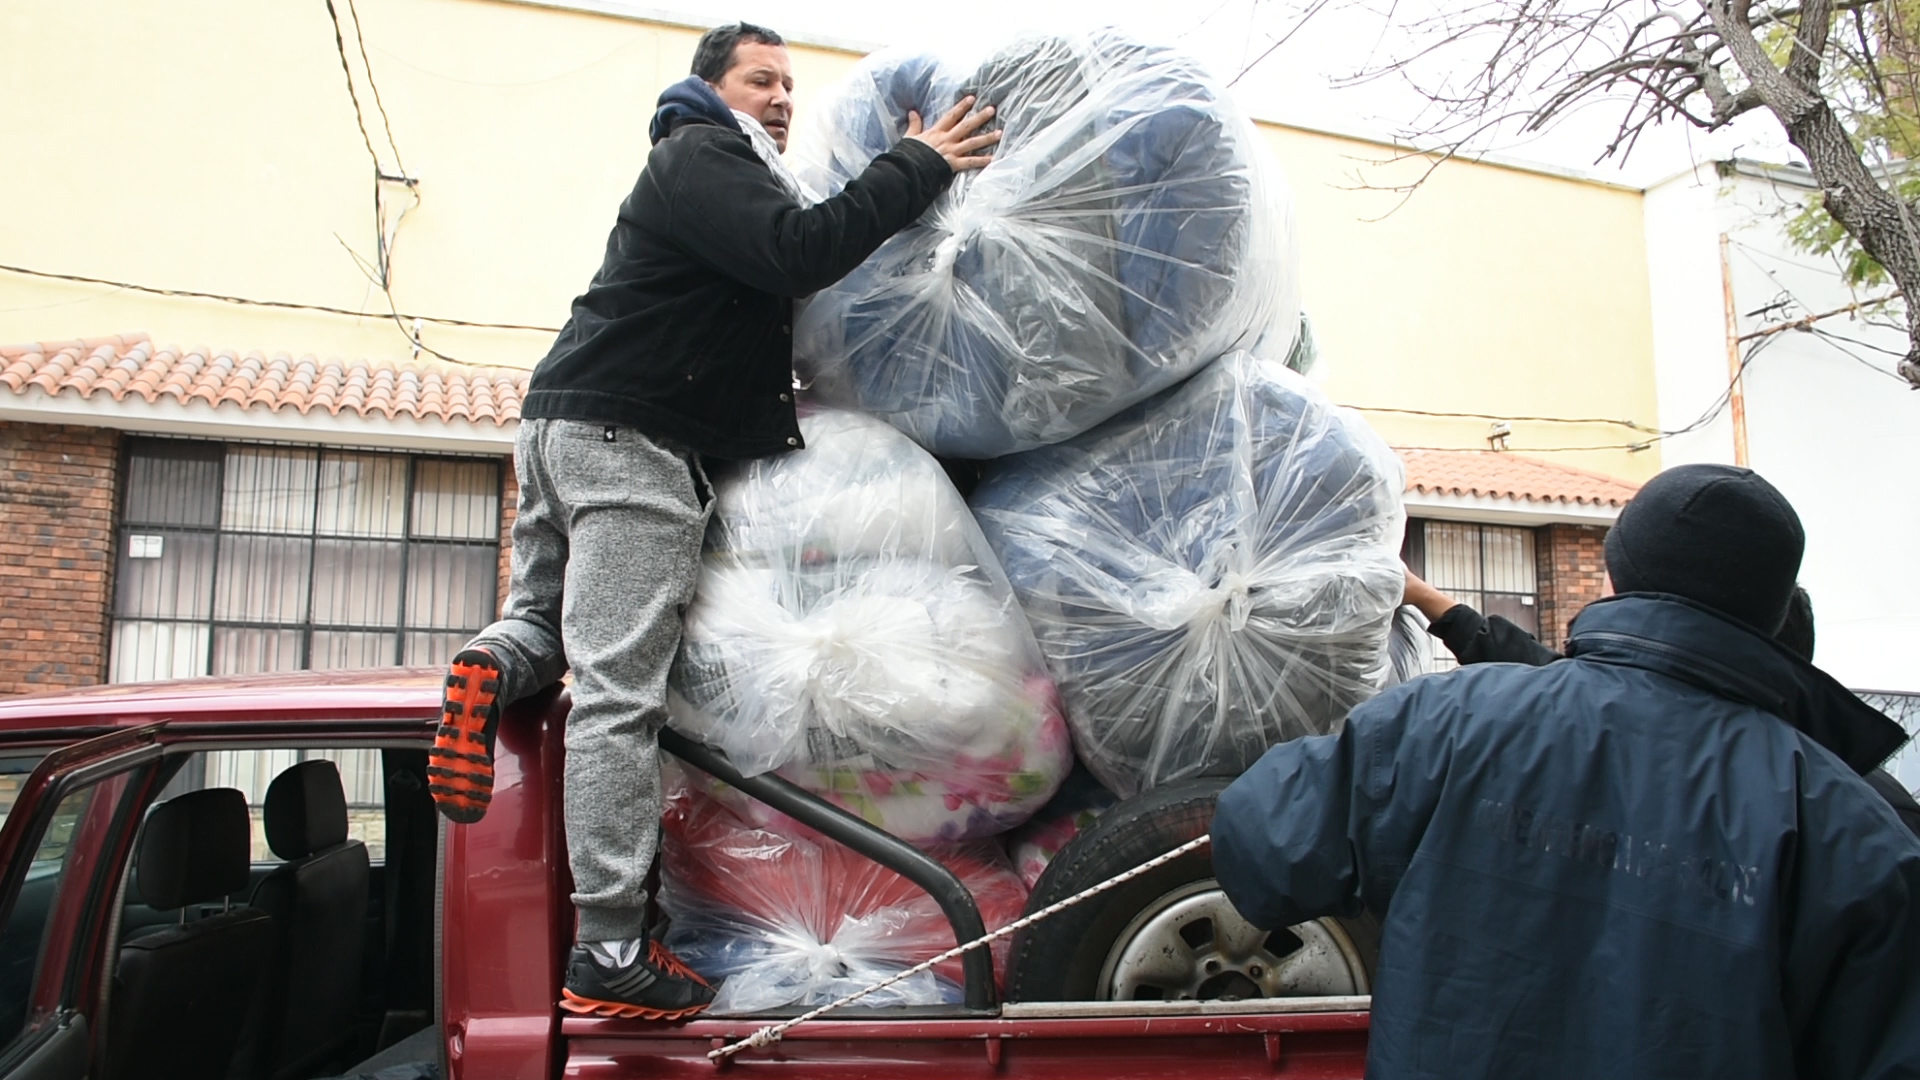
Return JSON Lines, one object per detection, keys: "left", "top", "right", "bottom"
{"left": 323, "top": 0, "right": 384, "bottom": 172}
{"left": 344, "top": 0, "right": 406, "bottom": 176}
{"left": 1808, "top": 328, "right": 1914, "bottom": 382}
{"left": 320, "top": 0, "right": 471, "bottom": 365}
{"left": 0, "top": 262, "right": 562, "bottom": 335}
{"left": 1393, "top": 333, "right": 1785, "bottom": 456}
{"left": 1809, "top": 325, "right": 1909, "bottom": 359}
{"left": 1350, "top": 405, "right": 1658, "bottom": 433}
{"left": 1732, "top": 241, "right": 1916, "bottom": 383}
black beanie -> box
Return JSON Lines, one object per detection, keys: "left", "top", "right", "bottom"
{"left": 1603, "top": 464, "right": 1805, "bottom": 633}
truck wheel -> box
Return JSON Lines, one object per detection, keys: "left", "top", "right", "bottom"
{"left": 1006, "top": 777, "right": 1377, "bottom": 1002}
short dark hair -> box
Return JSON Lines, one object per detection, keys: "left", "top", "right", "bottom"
{"left": 691, "top": 22, "right": 785, "bottom": 83}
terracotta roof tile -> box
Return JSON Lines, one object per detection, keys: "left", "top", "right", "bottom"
{"left": 1396, "top": 448, "right": 1640, "bottom": 508}
{"left": 0, "top": 336, "right": 1642, "bottom": 506}
{"left": 0, "top": 332, "right": 526, "bottom": 426}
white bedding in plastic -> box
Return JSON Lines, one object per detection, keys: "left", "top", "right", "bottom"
{"left": 669, "top": 407, "right": 1073, "bottom": 842}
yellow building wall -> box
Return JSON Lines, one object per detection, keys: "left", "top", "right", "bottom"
{"left": 1268, "top": 127, "right": 1660, "bottom": 480}
{"left": 0, "top": 0, "right": 1658, "bottom": 481}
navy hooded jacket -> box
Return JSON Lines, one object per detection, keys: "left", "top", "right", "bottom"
{"left": 1213, "top": 593, "right": 1920, "bottom": 1080}
{"left": 1424, "top": 601, "right": 1920, "bottom": 837}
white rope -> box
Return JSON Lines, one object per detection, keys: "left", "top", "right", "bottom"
{"left": 708, "top": 833, "right": 1212, "bottom": 1061}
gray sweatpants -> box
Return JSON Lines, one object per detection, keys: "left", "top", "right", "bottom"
{"left": 467, "top": 417, "right": 710, "bottom": 944}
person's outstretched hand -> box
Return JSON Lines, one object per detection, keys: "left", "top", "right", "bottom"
{"left": 906, "top": 95, "right": 1000, "bottom": 173}
{"left": 1402, "top": 566, "right": 1457, "bottom": 622}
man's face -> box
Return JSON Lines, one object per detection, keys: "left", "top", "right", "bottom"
{"left": 711, "top": 41, "right": 795, "bottom": 151}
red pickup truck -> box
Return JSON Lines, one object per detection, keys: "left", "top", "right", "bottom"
{"left": 0, "top": 670, "right": 1371, "bottom": 1079}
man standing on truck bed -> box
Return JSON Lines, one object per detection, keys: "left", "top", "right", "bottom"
{"left": 1213, "top": 464, "right": 1920, "bottom": 1078}
{"left": 425, "top": 22, "right": 999, "bottom": 1020}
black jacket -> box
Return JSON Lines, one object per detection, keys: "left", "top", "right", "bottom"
{"left": 521, "top": 119, "right": 953, "bottom": 459}
{"left": 1430, "top": 601, "right": 1920, "bottom": 836}
{"left": 1216, "top": 594, "right": 1920, "bottom": 1080}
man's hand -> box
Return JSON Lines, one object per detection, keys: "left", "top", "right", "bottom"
{"left": 1403, "top": 566, "right": 1458, "bottom": 623}
{"left": 905, "top": 96, "right": 1000, "bottom": 173}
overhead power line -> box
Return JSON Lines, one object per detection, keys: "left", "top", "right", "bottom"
{"left": 320, "top": 0, "right": 472, "bottom": 365}
{"left": 1350, "top": 405, "right": 1659, "bottom": 433}
{"left": 323, "top": 0, "right": 386, "bottom": 171}
{"left": 0, "top": 261, "right": 562, "bottom": 341}
{"left": 344, "top": 0, "right": 407, "bottom": 176}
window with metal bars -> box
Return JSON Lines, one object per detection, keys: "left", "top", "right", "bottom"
{"left": 1859, "top": 692, "right": 1920, "bottom": 799}
{"left": 108, "top": 438, "right": 502, "bottom": 679}
{"left": 108, "top": 438, "right": 503, "bottom": 861}
{"left": 1404, "top": 519, "right": 1542, "bottom": 672}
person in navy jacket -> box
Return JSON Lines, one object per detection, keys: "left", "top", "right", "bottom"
{"left": 1214, "top": 464, "right": 1920, "bottom": 1079}
{"left": 1402, "top": 566, "right": 1920, "bottom": 838}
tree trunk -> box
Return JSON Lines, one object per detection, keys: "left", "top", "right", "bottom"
{"left": 1782, "top": 106, "right": 1920, "bottom": 386}
{"left": 1707, "top": 0, "right": 1920, "bottom": 387}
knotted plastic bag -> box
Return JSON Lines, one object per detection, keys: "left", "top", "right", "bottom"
{"left": 669, "top": 406, "right": 1073, "bottom": 842}
{"left": 970, "top": 351, "right": 1406, "bottom": 797}
{"left": 791, "top": 29, "right": 1298, "bottom": 458}
{"left": 658, "top": 771, "right": 1030, "bottom": 1013}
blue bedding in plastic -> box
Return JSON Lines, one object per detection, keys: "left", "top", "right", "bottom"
{"left": 793, "top": 30, "right": 1298, "bottom": 458}
{"left": 970, "top": 351, "right": 1406, "bottom": 796}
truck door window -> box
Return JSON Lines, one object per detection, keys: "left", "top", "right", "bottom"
{"left": 0, "top": 757, "right": 47, "bottom": 833}
{"left": 0, "top": 784, "right": 96, "bottom": 1048}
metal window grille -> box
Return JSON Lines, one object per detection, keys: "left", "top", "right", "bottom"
{"left": 109, "top": 439, "right": 501, "bottom": 678}
{"left": 109, "top": 438, "right": 503, "bottom": 860}
{"left": 1404, "top": 520, "right": 1541, "bottom": 673}
{"left": 1859, "top": 692, "right": 1920, "bottom": 799}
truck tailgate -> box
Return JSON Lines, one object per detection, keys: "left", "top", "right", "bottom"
{"left": 562, "top": 1000, "right": 1371, "bottom": 1079}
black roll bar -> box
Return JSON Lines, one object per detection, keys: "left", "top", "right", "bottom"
{"left": 657, "top": 727, "right": 998, "bottom": 1011}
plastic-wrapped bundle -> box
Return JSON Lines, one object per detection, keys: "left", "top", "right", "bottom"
{"left": 971, "top": 351, "right": 1406, "bottom": 797}
{"left": 1003, "top": 609, "right": 1428, "bottom": 887}
{"left": 669, "top": 406, "right": 1073, "bottom": 842}
{"left": 1003, "top": 766, "right": 1118, "bottom": 889}
{"left": 791, "top": 29, "right": 1298, "bottom": 458}
{"left": 1385, "top": 606, "right": 1436, "bottom": 686}
{"left": 658, "top": 773, "right": 1030, "bottom": 1013}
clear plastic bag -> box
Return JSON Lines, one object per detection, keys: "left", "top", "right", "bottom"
{"left": 1385, "top": 606, "right": 1437, "bottom": 686}
{"left": 791, "top": 29, "right": 1299, "bottom": 458}
{"left": 658, "top": 770, "right": 1031, "bottom": 1013}
{"left": 1003, "top": 766, "right": 1119, "bottom": 889}
{"left": 971, "top": 351, "right": 1406, "bottom": 798}
{"left": 668, "top": 406, "right": 1073, "bottom": 842}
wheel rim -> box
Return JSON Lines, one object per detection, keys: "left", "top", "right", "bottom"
{"left": 1098, "top": 879, "right": 1370, "bottom": 1001}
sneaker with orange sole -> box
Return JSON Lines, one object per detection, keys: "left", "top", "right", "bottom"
{"left": 429, "top": 649, "right": 504, "bottom": 824}
{"left": 560, "top": 939, "right": 716, "bottom": 1020}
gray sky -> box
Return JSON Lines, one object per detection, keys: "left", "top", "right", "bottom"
{"left": 657, "top": 0, "right": 1788, "bottom": 186}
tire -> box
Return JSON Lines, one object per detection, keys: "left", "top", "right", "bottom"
{"left": 1007, "top": 777, "right": 1378, "bottom": 1002}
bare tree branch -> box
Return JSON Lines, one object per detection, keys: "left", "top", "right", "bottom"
{"left": 1316, "top": 0, "right": 1920, "bottom": 384}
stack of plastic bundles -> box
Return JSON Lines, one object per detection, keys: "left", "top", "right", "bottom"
{"left": 662, "top": 408, "right": 1069, "bottom": 1007}
{"left": 791, "top": 29, "right": 1299, "bottom": 458}
{"left": 970, "top": 351, "right": 1406, "bottom": 798}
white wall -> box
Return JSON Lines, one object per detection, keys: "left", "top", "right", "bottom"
{"left": 1644, "top": 162, "right": 1920, "bottom": 705}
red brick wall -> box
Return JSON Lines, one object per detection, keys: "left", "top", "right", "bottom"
{"left": 0, "top": 423, "right": 120, "bottom": 693}
{"left": 497, "top": 459, "right": 518, "bottom": 613}
{"left": 1536, "top": 524, "right": 1611, "bottom": 651}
